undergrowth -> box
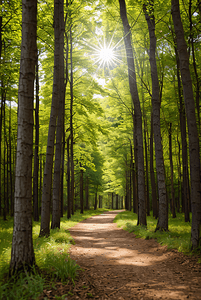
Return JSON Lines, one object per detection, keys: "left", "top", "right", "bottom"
{"left": 114, "top": 211, "right": 193, "bottom": 254}
{"left": 0, "top": 208, "right": 108, "bottom": 299}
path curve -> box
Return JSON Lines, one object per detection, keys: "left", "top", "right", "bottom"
{"left": 69, "top": 210, "right": 201, "bottom": 300}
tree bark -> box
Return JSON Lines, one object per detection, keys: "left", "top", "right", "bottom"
{"left": 85, "top": 176, "right": 89, "bottom": 210}
{"left": 80, "top": 168, "right": 84, "bottom": 214}
{"left": 169, "top": 123, "right": 176, "bottom": 218}
{"left": 119, "top": 0, "right": 146, "bottom": 225}
{"left": 174, "top": 41, "right": 190, "bottom": 221}
{"left": 70, "top": 23, "right": 74, "bottom": 216}
{"left": 10, "top": 0, "right": 37, "bottom": 273}
{"left": 33, "top": 53, "right": 39, "bottom": 222}
{"left": 172, "top": 0, "right": 201, "bottom": 249}
{"left": 51, "top": 0, "right": 65, "bottom": 229}
{"left": 67, "top": 135, "right": 71, "bottom": 219}
{"left": 144, "top": 1, "right": 168, "bottom": 231}
{"left": 94, "top": 190, "right": 98, "bottom": 210}
{"left": 150, "top": 113, "right": 158, "bottom": 218}
{"left": 40, "top": 0, "right": 60, "bottom": 236}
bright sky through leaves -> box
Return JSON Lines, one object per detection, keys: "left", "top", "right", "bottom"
{"left": 88, "top": 35, "right": 123, "bottom": 70}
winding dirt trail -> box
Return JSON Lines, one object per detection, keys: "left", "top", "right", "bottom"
{"left": 68, "top": 210, "right": 201, "bottom": 300}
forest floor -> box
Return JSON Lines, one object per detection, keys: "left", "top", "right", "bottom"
{"left": 40, "top": 210, "right": 201, "bottom": 300}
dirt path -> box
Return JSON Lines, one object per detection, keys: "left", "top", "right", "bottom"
{"left": 68, "top": 210, "right": 201, "bottom": 300}
{"left": 41, "top": 210, "right": 201, "bottom": 299}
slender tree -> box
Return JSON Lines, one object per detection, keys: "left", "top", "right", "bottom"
{"left": 40, "top": 0, "right": 61, "bottom": 236}
{"left": 33, "top": 53, "right": 40, "bottom": 222}
{"left": 10, "top": 0, "right": 37, "bottom": 274}
{"left": 51, "top": 0, "right": 65, "bottom": 229}
{"left": 144, "top": 0, "right": 168, "bottom": 231}
{"left": 172, "top": 0, "right": 201, "bottom": 248}
{"left": 119, "top": 0, "right": 146, "bottom": 226}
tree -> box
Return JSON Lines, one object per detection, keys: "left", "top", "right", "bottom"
{"left": 40, "top": 0, "right": 62, "bottom": 236}
{"left": 119, "top": 0, "right": 146, "bottom": 226}
{"left": 172, "top": 0, "right": 201, "bottom": 249}
{"left": 144, "top": 0, "right": 168, "bottom": 231}
{"left": 51, "top": 0, "right": 65, "bottom": 229}
{"left": 10, "top": 0, "right": 37, "bottom": 273}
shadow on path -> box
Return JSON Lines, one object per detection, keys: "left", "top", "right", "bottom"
{"left": 69, "top": 210, "right": 201, "bottom": 300}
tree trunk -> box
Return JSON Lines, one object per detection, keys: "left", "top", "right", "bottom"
{"left": 119, "top": 0, "right": 146, "bottom": 225}
{"left": 51, "top": 0, "right": 65, "bottom": 229}
{"left": 80, "top": 168, "right": 84, "bottom": 214}
{"left": 116, "top": 194, "right": 119, "bottom": 210}
{"left": 9, "top": 100, "right": 13, "bottom": 216}
{"left": 70, "top": 23, "right": 74, "bottom": 216}
{"left": 67, "top": 135, "right": 71, "bottom": 219}
{"left": 169, "top": 123, "right": 176, "bottom": 218}
{"left": 10, "top": 0, "right": 37, "bottom": 274}
{"left": 144, "top": 2, "right": 168, "bottom": 231}
{"left": 144, "top": 120, "right": 150, "bottom": 216}
{"left": 150, "top": 113, "right": 158, "bottom": 218}
{"left": 172, "top": 0, "right": 201, "bottom": 249}
{"left": 189, "top": 0, "right": 200, "bottom": 136}
{"left": 40, "top": 0, "right": 61, "bottom": 236}
{"left": 33, "top": 53, "right": 39, "bottom": 222}
{"left": 85, "top": 176, "right": 89, "bottom": 210}
{"left": 174, "top": 41, "right": 190, "bottom": 221}
{"left": 94, "top": 190, "right": 98, "bottom": 210}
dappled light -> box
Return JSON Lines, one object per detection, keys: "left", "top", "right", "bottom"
{"left": 69, "top": 211, "right": 201, "bottom": 299}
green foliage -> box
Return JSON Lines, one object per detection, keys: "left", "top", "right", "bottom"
{"left": 41, "top": 252, "right": 80, "bottom": 283}
{"left": 0, "top": 269, "right": 44, "bottom": 300}
{"left": 114, "top": 211, "right": 192, "bottom": 254}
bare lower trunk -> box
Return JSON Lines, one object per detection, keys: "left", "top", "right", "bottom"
{"left": 150, "top": 113, "right": 158, "bottom": 218}
{"left": 144, "top": 2, "right": 168, "bottom": 231}
{"left": 10, "top": 0, "right": 37, "bottom": 274}
{"left": 119, "top": 0, "right": 146, "bottom": 226}
{"left": 33, "top": 54, "right": 39, "bottom": 222}
{"left": 40, "top": 0, "right": 61, "bottom": 236}
{"left": 172, "top": 0, "right": 201, "bottom": 249}
{"left": 51, "top": 0, "right": 65, "bottom": 229}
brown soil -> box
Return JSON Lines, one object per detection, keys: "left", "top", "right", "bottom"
{"left": 40, "top": 210, "right": 201, "bottom": 300}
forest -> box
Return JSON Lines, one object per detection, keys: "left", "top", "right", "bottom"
{"left": 0, "top": 0, "right": 201, "bottom": 286}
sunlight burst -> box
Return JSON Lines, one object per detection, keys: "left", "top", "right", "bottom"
{"left": 87, "top": 35, "right": 123, "bottom": 70}
{"left": 99, "top": 46, "right": 114, "bottom": 63}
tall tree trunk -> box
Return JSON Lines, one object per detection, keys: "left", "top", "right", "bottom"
{"left": 33, "top": 53, "right": 39, "bottom": 222}
{"left": 150, "top": 112, "right": 158, "bottom": 218}
{"left": 189, "top": 0, "right": 200, "bottom": 135}
{"left": 169, "top": 123, "right": 176, "bottom": 218}
{"left": 85, "top": 176, "right": 89, "bottom": 210}
{"left": 40, "top": 0, "right": 60, "bottom": 236}
{"left": 67, "top": 135, "right": 71, "bottom": 219}
{"left": 172, "top": 0, "right": 201, "bottom": 248}
{"left": 144, "top": 2, "right": 168, "bottom": 230}
{"left": 174, "top": 41, "right": 190, "bottom": 221}
{"left": 51, "top": 0, "right": 65, "bottom": 229}
{"left": 9, "top": 100, "right": 13, "bottom": 216}
{"left": 94, "top": 190, "right": 98, "bottom": 210}
{"left": 3, "top": 97, "right": 7, "bottom": 220}
{"left": 144, "top": 120, "right": 150, "bottom": 216}
{"left": 116, "top": 194, "right": 119, "bottom": 210}
{"left": 131, "top": 145, "right": 137, "bottom": 214}
{"left": 119, "top": 0, "right": 146, "bottom": 225}
{"left": 80, "top": 167, "right": 84, "bottom": 214}
{"left": 60, "top": 128, "right": 65, "bottom": 218}
{"left": 70, "top": 23, "right": 74, "bottom": 216}
{"left": 10, "top": 0, "right": 37, "bottom": 273}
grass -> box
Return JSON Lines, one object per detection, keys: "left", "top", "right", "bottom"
{"left": 0, "top": 208, "right": 109, "bottom": 299}
{"left": 114, "top": 210, "right": 193, "bottom": 254}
